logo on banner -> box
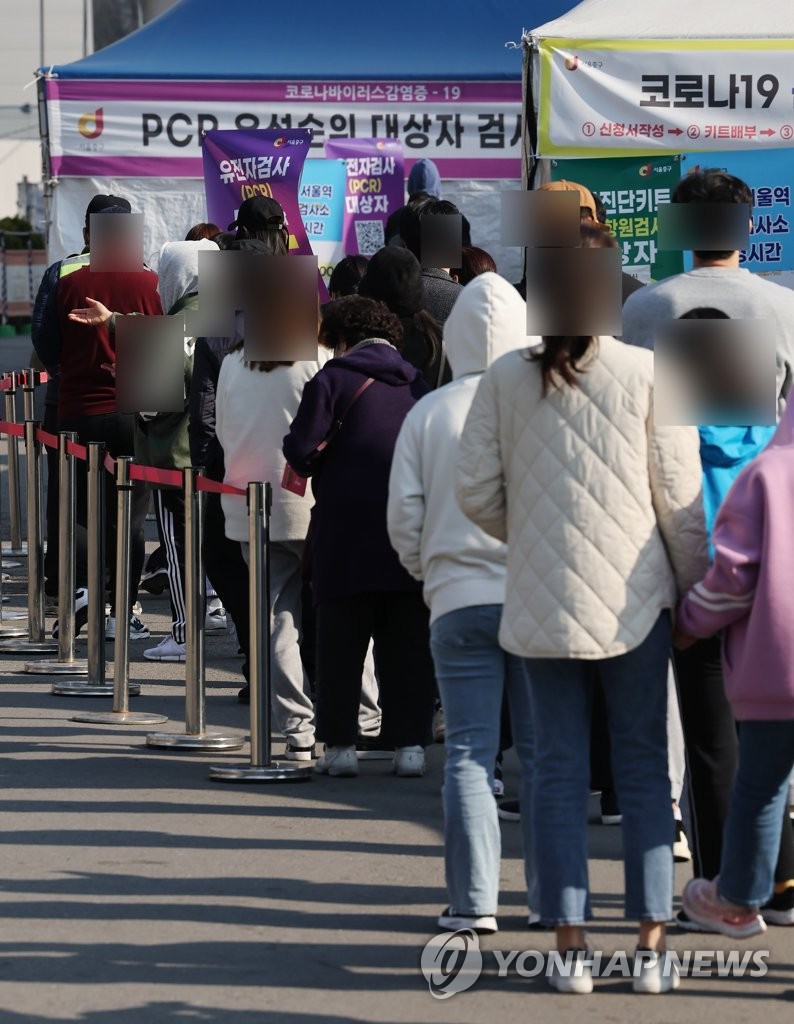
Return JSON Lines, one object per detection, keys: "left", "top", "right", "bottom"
{"left": 565, "top": 56, "right": 580, "bottom": 72}
{"left": 640, "top": 163, "right": 652, "bottom": 177}
{"left": 78, "top": 108, "right": 104, "bottom": 139}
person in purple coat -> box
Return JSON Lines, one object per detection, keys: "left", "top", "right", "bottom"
{"left": 283, "top": 296, "right": 436, "bottom": 779}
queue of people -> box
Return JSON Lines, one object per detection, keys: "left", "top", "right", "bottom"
{"left": 29, "top": 167, "right": 794, "bottom": 996}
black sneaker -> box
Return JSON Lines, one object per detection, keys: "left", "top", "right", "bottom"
{"left": 600, "top": 788, "right": 622, "bottom": 825}
{"left": 50, "top": 587, "right": 89, "bottom": 640}
{"left": 138, "top": 567, "right": 169, "bottom": 595}
{"left": 237, "top": 684, "right": 250, "bottom": 704}
{"left": 497, "top": 799, "right": 521, "bottom": 822}
{"left": 761, "top": 885, "right": 794, "bottom": 926}
{"left": 674, "top": 908, "right": 710, "bottom": 932}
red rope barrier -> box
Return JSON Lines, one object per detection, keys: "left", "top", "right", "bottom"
{"left": 196, "top": 476, "right": 246, "bottom": 497}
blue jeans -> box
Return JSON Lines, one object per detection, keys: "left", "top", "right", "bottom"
{"left": 525, "top": 612, "right": 674, "bottom": 925}
{"left": 719, "top": 720, "right": 794, "bottom": 908}
{"left": 431, "top": 604, "right": 537, "bottom": 917}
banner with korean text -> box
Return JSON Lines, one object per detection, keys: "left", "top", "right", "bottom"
{"left": 551, "top": 154, "right": 684, "bottom": 282}
{"left": 44, "top": 79, "right": 522, "bottom": 180}
{"left": 537, "top": 40, "right": 794, "bottom": 157}
{"left": 325, "top": 137, "right": 404, "bottom": 256}
{"left": 201, "top": 128, "right": 313, "bottom": 256}
{"left": 299, "top": 159, "right": 347, "bottom": 284}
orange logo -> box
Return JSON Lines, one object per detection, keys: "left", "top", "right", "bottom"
{"left": 564, "top": 56, "right": 579, "bottom": 71}
{"left": 639, "top": 163, "right": 652, "bottom": 177}
{"left": 274, "top": 136, "right": 287, "bottom": 148}
{"left": 78, "top": 108, "right": 104, "bottom": 139}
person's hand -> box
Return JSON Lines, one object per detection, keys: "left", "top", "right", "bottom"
{"left": 68, "top": 297, "right": 112, "bottom": 326}
{"left": 672, "top": 627, "right": 697, "bottom": 651}
{"left": 100, "top": 362, "right": 116, "bottom": 379}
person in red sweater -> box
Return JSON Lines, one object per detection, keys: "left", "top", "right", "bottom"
{"left": 54, "top": 205, "right": 163, "bottom": 640}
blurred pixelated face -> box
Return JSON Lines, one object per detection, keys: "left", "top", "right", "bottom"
{"left": 653, "top": 319, "right": 776, "bottom": 426}
{"left": 656, "top": 202, "right": 751, "bottom": 252}
{"left": 419, "top": 214, "right": 463, "bottom": 269}
{"left": 114, "top": 315, "right": 185, "bottom": 415}
{"left": 89, "top": 213, "right": 144, "bottom": 273}
{"left": 501, "top": 190, "right": 581, "bottom": 248}
{"left": 524, "top": 247, "right": 623, "bottom": 337}
{"left": 184, "top": 251, "right": 318, "bottom": 362}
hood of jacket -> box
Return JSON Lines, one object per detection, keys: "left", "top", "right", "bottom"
{"left": 698, "top": 425, "right": 775, "bottom": 467}
{"left": 407, "top": 158, "right": 441, "bottom": 199}
{"left": 325, "top": 340, "right": 423, "bottom": 388}
{"left": 442, "top": 272, "right": 529, "bottom": 379}
{"left": 158, "top": 238, "right": 218, "bottom": 316}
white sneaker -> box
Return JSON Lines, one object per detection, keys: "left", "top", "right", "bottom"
{"left": 393, "top": 745, "right": 425, "bottom": 777}
{"left": 314, "top": 745, "right": 358, "bottom": 777}
{"left": 106, "top": 614, "right": 150, "bottom": 641}
{"left": 205, "top": 602, "right": 227, "bottom": 633}
{"left": 632, "top": 949, "right": 681, "bottom": 994}
{"left": 673, "top": 820, "right": 692, "bottom": 863}
{"left": 437, "top": 907, "right": 498, "bottom": 934}
{"left": 548, "top": 949, "right": 594, "bottom": 995}
{"left": 143, "top": 636, "right": 186, "bottom": 662}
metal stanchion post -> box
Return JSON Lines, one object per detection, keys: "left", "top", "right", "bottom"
{"left": 3, "top": 372, "right": 26, "bottom": 556}
{"left": 0, "top": 546, "right": 27, "bottom": 635}
{"left": 26, "top": 432, "right": 88, "bottom": 676}
{"left": 22, "top": 368, "right": 36, "bottom": 424}
{"left": 147, "top": 468, "right": 243, "bottom": 751}
{"left": 0, "top": 421, "right": 57, "bottom": 653}
{"left": 56, "top": 442, "right": 123, "bottom": 697}
{"left": 72, "top": 457, "right": 165, "bottom": 726}
{"left": 210, "top": 482, "right": 311, "bottom": 783}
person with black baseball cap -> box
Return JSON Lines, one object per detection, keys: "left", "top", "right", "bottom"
{"left": 230, "top": 196, "right": 289, "bottom": 254}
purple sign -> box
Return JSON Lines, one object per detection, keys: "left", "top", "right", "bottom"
{"left": 201, "top": 128, "right": 313, "bottom": 256}
{"left": 324, "top": 137, "right": 405, "bottom": 256}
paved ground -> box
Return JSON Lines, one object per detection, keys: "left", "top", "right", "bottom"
{"left": 1, "top": 336, "right": 793, "bottom": 1022}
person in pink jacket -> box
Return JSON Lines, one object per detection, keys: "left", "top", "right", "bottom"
{"left": 676, "top": 400, "right": 794, "bottom": 939}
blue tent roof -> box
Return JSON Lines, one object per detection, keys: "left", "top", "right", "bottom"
{"left": 49, "top": 0, "right": 575, "bottom": 80}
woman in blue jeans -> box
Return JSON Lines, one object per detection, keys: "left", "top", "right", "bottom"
{"left": 456, "top": 327, "right": 709, "bottom": 994}
{"left": 388, "top": 272, "right": 539, "bottom": 932}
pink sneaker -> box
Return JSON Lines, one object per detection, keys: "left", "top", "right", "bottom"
{"left": 682, "top": 878, "right": 767, "bottom": 939}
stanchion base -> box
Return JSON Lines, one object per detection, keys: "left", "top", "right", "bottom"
{"left": 0, "top": 638, "right": 59, "bottom": 654}
{"left": 146, "top": 732, "right": 245, "bottom": 751}
{"left": 71, "top": 710, "right": 167, "bottom": 725}
{"left": 51, "top": 682, "right": 126, "bottom": 697}
{"left": 209, "top": 762, "right": 313, "bottom": 783}
{"left": 0, "top": 624, "right": 30, "bottom": 639}
{"left": 2, "top": 545, "right": 28, "bottom": 557}
{"left": 0, "top": 610, "right": 27, "bottom": 619}
{"left": 25, "top": 658, "right": 89, "bottom": 675}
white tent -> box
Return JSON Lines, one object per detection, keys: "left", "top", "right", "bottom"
{"left": 523, "top": 0, "right": 794, "bottom": 176}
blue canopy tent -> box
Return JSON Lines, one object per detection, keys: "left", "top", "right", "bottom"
{"left": 39, "top": 0, "right": 574, "bottom": 268}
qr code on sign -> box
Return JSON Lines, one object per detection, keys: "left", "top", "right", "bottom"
{"left": 355, "top": 219, "right": 385, "bottom": 256}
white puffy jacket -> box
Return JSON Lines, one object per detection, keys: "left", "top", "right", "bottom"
{"left": 455, "top": 335, "right": 709, "bottom": 659}
{"left": 387, "top": 272, "right": 536, "bottom": 623}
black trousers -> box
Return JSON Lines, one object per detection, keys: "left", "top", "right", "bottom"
{"left": 43, "top": 403, "right": 88, "bottom": 597}
{"left": 674, "top": 636, "right": 794, "bottom": 883}
{"left": 203, "top": 491, "right": 250, "bottom": 680}
{"left": 153, "top": 487, "right": 187, "bottom": 644}
{"left": 315, "top": 591, "right": 436, "bottom": 747}
{"left": 59, "top": 411, "right": 148, "bottom": 616}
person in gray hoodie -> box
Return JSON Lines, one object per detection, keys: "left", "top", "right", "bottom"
{"left": 388, "top": 272, "right": 540, "bottom": 934}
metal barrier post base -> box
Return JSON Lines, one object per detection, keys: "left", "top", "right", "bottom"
{"left": 146, "top": 731, "right": 245, "bottom": 751}
{"left": 209, "top": 763, "right": 313, "bottom": 783}
{"left": 24, "top": 658, "right": 88, "bottom": 676}
{"left": 1, "top": 610, "right": 29, "bottom": 619}
{"left": 71, "top": 710, "right": 167, "bottom": 726}
{"left": 52, "top": 681, "right": 125, "bottom": 697}
{"left": 0, "top": 638, "right": 59, "bottom": 654}
{"left": 3, "top": 560, "right": 22, "bottom": 569}
{"left": 2, "top": 544, "right": 28, "bottom": 557}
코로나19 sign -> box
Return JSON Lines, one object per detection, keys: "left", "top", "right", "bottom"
{"left": 538, "top": 39, "right": 794, "bottom": 157}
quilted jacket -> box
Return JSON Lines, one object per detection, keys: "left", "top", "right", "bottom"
{"left": 455, "top": 335, "right": 709, "bottom": 659}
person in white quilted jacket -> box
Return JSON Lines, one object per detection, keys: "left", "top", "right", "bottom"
{"left": 456, "top": 328, "right": 709, "bottom": 994}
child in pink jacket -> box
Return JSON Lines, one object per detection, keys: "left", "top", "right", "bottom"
{"left": 676, "top": 401, "right": 794, "bottom": 938}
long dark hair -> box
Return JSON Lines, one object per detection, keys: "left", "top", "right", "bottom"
{"left": 530, "top": 336, "right": 598, "bottom": 395}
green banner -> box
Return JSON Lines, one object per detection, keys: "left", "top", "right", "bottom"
{"left": 551, "top": 154, "right": 683, "bottom": 282}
